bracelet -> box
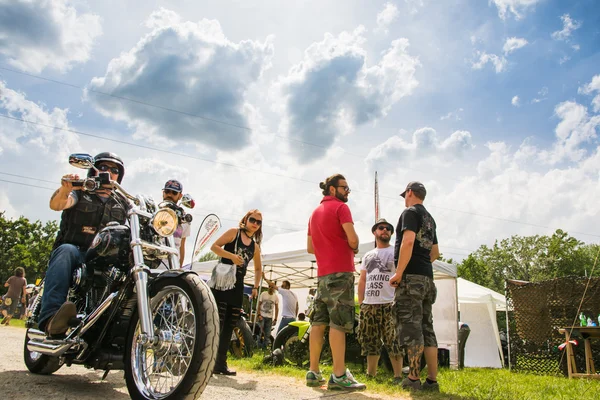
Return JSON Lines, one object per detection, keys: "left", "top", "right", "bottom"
{"left": 253, "top": 287, "right": 259, "bottom": 290}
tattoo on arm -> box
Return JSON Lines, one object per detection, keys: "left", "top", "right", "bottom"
{"left": 50, "top": 189, "right": 60, "bottom": 201}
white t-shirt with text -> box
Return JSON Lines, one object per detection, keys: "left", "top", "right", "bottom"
{"left": 259, "top": 291, "right": 279, "bottom": 319}
{"left": 360, "top": 246, "right": 396, "bottom": 304}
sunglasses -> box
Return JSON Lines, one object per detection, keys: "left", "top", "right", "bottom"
{"left": 163, "top": 189, "right": 180, "bottom": 196}
{"left": 248, "top": 217, "right": 262, "bottom": 226}
{"left": 377, "top": 225, "right": 391, "bottom": 231}
{"left": 98, "top": 164, "right": 120, "bottom": 175}
{"left": 335, "top": 185, "right": 351, "bottom": 193}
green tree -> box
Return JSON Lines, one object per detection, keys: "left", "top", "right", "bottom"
{"left": 457, "top": 229, "right": 599, "bottom": 293}
{"left": 0, "top": 212, "right": 58, "bottom": 283}
{"left": 196, "top": 251, "right": 218, "bottom": 262}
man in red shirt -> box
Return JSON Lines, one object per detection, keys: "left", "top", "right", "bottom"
{"left": 306, "top": 173, "right": 366, "bottom": 391}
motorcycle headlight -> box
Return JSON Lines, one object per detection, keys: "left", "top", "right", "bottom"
{"left": 151, "top": 208, "right": 178, "bottom": 237}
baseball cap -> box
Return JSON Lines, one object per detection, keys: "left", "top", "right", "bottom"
{"left": 371, "top": 218, "right": 394, "bottom": 235}
{"left": 400, "top": 181, "right": 426, "bottom": 198}
{"left": 163, "top": 179, "right": 183, "bottom": 193}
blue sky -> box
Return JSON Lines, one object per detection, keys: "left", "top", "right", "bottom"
{"left": 1, "top": 0, "right": 599, "bottom": 262}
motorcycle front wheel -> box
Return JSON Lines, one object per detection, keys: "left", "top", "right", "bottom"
{"left": 124, "top": 274, "right": 219, "bottom": 400}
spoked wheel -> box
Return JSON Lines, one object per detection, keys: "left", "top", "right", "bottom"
{"left": 124, "top": 274, "right": 219, "bottom": 400}
{"left": 229, "top": 318, "right": 254, "bottom": 358}
{"left": 273, "top": 325, "right": 309, "bottom": 367}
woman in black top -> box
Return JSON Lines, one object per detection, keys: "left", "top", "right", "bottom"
{"left": 210, "top": 209, "right": 263, "bottom": 375}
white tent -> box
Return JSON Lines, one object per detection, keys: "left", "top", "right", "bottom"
{"left": 457, "top": 278, "right": 506, "bottom": 368}
{"left": 192, "top": 221, "right": 459, "bottom": 369}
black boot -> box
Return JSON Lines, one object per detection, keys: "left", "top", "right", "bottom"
{"left": 213, "top": 352, "right": 236, "bottom": 376}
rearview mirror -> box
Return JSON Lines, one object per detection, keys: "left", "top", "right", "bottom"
{"left": 69, "top": 153, "right": 95, "bottom": 169}
{"left": 181, "top": 194, "right": 195, "bottom": 209}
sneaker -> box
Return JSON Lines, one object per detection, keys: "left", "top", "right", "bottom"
{"left": 327, "top": 369, "right": 367, "bottom": 391}
{"left": 401, "top": 377, "right": 422, "bottom": 391}
{"left": 422, "top": 379, "right": 440, "bottom": 392}
{"left": 306, "top": 370, "right": 326, "bottom": 387}
{"left": 392, "top": 376, "right": 403, "bottom": 385}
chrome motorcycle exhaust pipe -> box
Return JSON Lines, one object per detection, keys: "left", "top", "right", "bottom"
{"left": 76, "top": 291, "right": 118, "bottom": 337}
{"left": 27, "top": 329, "right": 46, "bottom": 341}
{"left": 27, "top": 339, "right": 74, "bottom": 357}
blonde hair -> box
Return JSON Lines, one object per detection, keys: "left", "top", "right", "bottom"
{"left": 239, "top": 209, "right": 263, "bottom": 245}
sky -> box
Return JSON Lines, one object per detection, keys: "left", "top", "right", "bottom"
{"left": 1, "top": 0, "right": 599, "bottom": 264}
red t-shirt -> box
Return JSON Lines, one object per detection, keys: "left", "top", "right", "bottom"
{"left": 308, "top": 196, "right": 355, "bottom": 276}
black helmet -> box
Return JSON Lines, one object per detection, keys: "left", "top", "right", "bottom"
{"left": 88, "top": 152, "right": 125, "bottom": 183}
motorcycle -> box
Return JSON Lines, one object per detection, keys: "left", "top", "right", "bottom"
{"left": 24, "top": 153, "right": 220, "bottom": 400}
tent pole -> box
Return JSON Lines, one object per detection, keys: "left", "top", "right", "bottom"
{"left": 505, "top": 281, "right": 511, "bottom": 371}
{"left": 252, "top": 274, "right": 265, "bottom": 335}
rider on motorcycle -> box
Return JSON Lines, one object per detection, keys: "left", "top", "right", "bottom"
{"left": 38, "top": 152, "right": 127, "bottom": 337}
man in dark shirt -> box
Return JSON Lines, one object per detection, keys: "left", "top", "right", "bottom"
{"left": 390, "top": 181, "right": 440, "bottom": 392}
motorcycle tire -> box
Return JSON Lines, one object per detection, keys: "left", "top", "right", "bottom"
{"left": 230, "top": 318, "right": 254, "bottom": 358}
{"left": 124, "top": 274, "right": 219, "bottom": 400}
{"left": 23, "top": 329, "right": 63, "bottom": 375}
{"left": 273, "top": 325, "right": 332, "bottom": 368}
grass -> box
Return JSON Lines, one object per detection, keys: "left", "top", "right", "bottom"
{"left": 228, "top": 353, "right": 600, "bottom": 400}
{"left": 2, "top": 318, "right": 26, "bottom": 328}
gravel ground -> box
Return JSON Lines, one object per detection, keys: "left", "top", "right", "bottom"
{"left": 0, "top": 326, "right": 407, "bottom": 400}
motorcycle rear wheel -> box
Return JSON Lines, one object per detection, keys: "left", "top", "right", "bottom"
{"left": 124, "top": 274, "right": 219, "bottom": 400}
{"left": 23, "top": 329, "right": 63, "bottom": 375}
{"left": 230, "top": 318, "right": 254, "bottom": 358}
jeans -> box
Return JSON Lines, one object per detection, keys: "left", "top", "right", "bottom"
{"left": 278, "top": 316, "right": 296, "bottom": 334}
{"left": 261, "top": 317, "right": 274, "bottom": 347}
{"left": 38, "top": 244, "right": 85, "bottom": 328}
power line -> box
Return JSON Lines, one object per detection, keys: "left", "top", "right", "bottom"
{"left": 0, "top": 65, "right": 455, "bottom": 180}
{"left": 0, "top": 179, "right": 54, "bottom": 191}
{"left": 2, "top": 115, "right": 599, "bottom": 238}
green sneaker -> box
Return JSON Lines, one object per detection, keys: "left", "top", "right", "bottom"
{"left": 327, "top": 369, "right": 367, "bottom": 391}
{"left": 306, "top": 370, "right": 326, "bottom": 387}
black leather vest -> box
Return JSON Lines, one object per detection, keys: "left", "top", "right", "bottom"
{"left": 53, "top": 191, "right": 127, "bottom": 251}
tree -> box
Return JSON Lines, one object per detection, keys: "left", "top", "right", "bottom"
{"left": 457, "top": 229, "right": 600, "bottom": 293}
{"left": 0, "top": 212, "right": 58, "bottom": 283}
{"left": 196, "top": 251, "right": 218, "bottom": 262}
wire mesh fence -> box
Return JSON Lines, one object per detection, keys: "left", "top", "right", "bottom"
{"left": 506, "top": 277, "right": 600, "bottom": 376}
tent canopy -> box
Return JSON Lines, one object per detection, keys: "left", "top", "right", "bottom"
{"left": 457, "top": 278, "right": 506, "bottom": 311}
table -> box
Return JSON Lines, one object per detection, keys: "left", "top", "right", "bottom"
{"left": 558, "top": 327, "right": 600, "bottom": 379}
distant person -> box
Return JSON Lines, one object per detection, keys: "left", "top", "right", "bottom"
{"left": 257, "top": 282, "right": 279, "bottom": 348}
{"left": 298, "top": 313, "right": 306, "bottom": 321}
{"left": 1, "top": 267, "right": 27, "bottom": 326}
{"left": 161, "top": 179, "right": 191, "bottom": 267}
{"left": 390, "top": 182, "right": 440, "bottom": 392}
{"left": 306, "top": 173, "right": 365, "bottom": 391}
{"left": 357, "top": 218, "right": 403, "bottom": 382}
{"left": 262, "top": 273, "right": 299, "bottom": 333}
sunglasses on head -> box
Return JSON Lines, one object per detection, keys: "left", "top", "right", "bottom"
{"left": 248, "top": 217, "right": 262, "bottom": 226}
{"left": 98, "top": 164, "right": 120, "bottom": 175}
{"left": 163, "top": 189, "right": 180, "bottom": 196}
{"left": 377, "top": 225, "right": 391, "bottom": 231}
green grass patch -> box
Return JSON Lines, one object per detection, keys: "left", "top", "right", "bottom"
{"left": 228, "top": 354, "right": 600, "bottom": 400}
{"left": 2, "top": 318, "right": 26, "bottom": 328}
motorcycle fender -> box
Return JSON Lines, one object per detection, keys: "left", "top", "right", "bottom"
{"left": 148, "top": 269, "right": 198, "bottom": 294}
{"left": 288, "top": 321, "right": 311, "bottom": 339}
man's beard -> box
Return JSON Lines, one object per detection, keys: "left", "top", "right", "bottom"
{"left": 335, "top": 192, "right": 348, "bottom": 203}
{"left": 377, "top": 235, "right": 390, "bottom": 244}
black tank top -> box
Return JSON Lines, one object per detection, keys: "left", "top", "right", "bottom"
{"left": 220, "top": 230, "right": 255, "bottom": 282}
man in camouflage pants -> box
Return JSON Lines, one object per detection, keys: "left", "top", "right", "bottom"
{"left": 390, "top": 182, "right": 441, "bottom": 392}
{"left": 357, "top": 218, "right": 404, "bottom": 382}
{"left": 306, "top": 174, "right": 366, "bottom": 391}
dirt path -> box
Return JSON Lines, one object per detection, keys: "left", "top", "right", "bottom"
{"left": 0, "top": 326, "right": 408, "bottom": 399}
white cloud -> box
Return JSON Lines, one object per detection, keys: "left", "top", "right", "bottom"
{"left": 404, "top": 0, "right": 425, "bottom": 15}
{"left": 471, "top": 51, "right": 507, "bottom": 73}
{"left": 0, "top": 0, "right": 102, "bottom": 73}
{"left": 538, "top": 101, "right": 600, "bottom": 164}
{"left": 375, "top": 2, "right": 399, "bottom": 34}
{"left": 512, "top": 95, "right": 520, "bottom": 106}
{"left": 275, "top": 27, "right": 420, "bottom": 162}
{"left": 127, "top": 158, "right": 190, "bottom": 181}
{"left": 503, "top": 37, "right": 528, "bottom": 54}
{"left": 532, "top": 86, "right": 548, "bottom": 103}
{"left": 440, "top": 108, "right": 463, "bottom": 121}
{"left": 491, "top": 0, "right": 541, "bottom": 20}
{"left": 365, "top": 127, "right": 475, "bottom": 169}
{"left": 578, "top": 74, "right": 600, "bottom": 113}
{"left": 551, "top": 14, "right": 582, "bottom": 42}
{"left": 0, "top": 80, "right": 80, "bottom": 160}
{"left": 87, "top": 8, "right": 273, "bottom": 151}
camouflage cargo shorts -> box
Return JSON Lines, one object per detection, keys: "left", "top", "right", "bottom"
{"left": 312, "top": 272, "right": 355, "bottom": 333}
{"left": 357, "top": 303, "right": 404, "bottom": 357}
{"left": 394, "top": 274, "right": 438, "bottom": 348}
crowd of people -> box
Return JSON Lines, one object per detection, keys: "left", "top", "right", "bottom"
{"left": 5, "top": 151, "right": 440, "bottom": 393}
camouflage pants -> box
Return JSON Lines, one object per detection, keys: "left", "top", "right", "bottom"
{"left": 312, "top": 272, "right": 355, "bottom": 333}
{"left": 394, "top": 274, "right": 437, "bottom": 348}
{"left": 357, "top": 303, "right": 404, "bottom": 357}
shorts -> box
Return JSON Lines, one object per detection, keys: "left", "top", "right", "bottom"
{"left": 312, "top": 272, "right": 355, "bottom": 333}
{"left": 357, "top": 303, "right": 404, "bottom": 357}
{"left": 394, "top": 274, "right": 438, "bottom": 348}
